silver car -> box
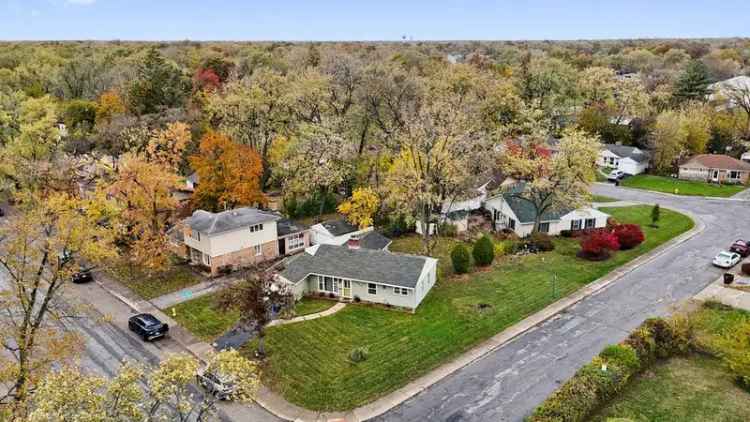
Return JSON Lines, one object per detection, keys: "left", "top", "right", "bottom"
{"left": 196, "top": 369, "right": 235, "bottom": 400}
{"left": 712, "top": 251, "right": 741, "bottom": 269}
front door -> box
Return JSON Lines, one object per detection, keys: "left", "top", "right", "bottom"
{"left": 712, "top": 169, "right": 719, "bottom": 181}
{"left": 341, "top": 280, "right": 352, "bottom": 299}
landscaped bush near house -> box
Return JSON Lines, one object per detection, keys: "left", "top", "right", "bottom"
{"left": 579, "top": 230, "right": 620, "bottom": 260}
{"left": 612, "top": 224, "right": 645, "bottom": 250}
{"left": 530, "top": 316, "right": 693, "bottom": 422}
{"left": 381, "top": 214, "right": 412, "bottom": 238}
{"left": 529, "top": 232, "right": 555, "bottom": 252}
{"left": 472, "top": 235, "right": 495, "bottom": 266}
{"left": 451, "top": 244, "right": 471, "bottom": 274}
{"left": 438, "top": 222, "right": 458, "bottom": 237}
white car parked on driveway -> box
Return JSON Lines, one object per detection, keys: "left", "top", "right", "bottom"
{"left": 712, "top": 251, "right": 742, "bottom": 269}
{"left": 607, "top": 170, "right": 626, "bottom": 181}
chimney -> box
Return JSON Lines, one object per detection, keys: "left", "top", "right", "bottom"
{"left": 347, "top": 234, "right": 361, "bottom": 250}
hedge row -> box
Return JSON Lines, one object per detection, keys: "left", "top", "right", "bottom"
{"left": 529, "top": 316, "right": 692, "bottom": 422}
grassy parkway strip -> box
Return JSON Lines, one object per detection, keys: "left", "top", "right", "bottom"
{"left": 250, "top": 206, "right": 694, "bottom": 412}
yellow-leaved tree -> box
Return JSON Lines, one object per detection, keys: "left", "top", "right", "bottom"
{"left": 338, "top": 187, "right": 380, "bottom": 229}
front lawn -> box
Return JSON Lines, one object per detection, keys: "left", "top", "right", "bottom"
{"left": 591, "top": 303, "right": 750, "bottom": 422}
{"left": 294, "top": 297, "right": 337, "bottom": 317}
{"left": 108, "top": 260, "right": 202, "bottom": 300}
{"left": 255, "top": 206, "right": 694, "bottom": 411}
{"left": 621, "top": 174, "right": 746, "bottom": 197}
{"left": 168, "top": 293, "right": 240, "bottom": 342}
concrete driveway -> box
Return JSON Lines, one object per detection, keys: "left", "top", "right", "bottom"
{"left": 372, "top": 184, "right": 750, "bottom": 422}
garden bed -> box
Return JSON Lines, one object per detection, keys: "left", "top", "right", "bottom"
{"left": 251, "top": 206, "right": 694, "bottom": 411}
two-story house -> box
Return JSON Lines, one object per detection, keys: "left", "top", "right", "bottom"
{"left": 183, "top": 207, "right": 310, "bottom": 275}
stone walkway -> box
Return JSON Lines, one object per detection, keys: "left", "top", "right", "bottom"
{"left": 267, "top": 302, "right": 347, "bottom": 327}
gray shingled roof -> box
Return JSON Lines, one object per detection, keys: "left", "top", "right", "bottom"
{"left": 603, "top": 144, "right": 649, "bottom": 163}
{"left": 185, "top": 208, "right": 282, "bottom": 235}
{"left": 504, "top": 195, "right": 570, "bottom": 224}
{"left": 359, "top": 231, "right": 392, "bottom": 250}
{"left": 279, "top": 245, "right": 430, "bottom": 288}
{"left": 319, "top": 219, "right": 358, "bottom": 236}
{"left": 277, "top": 218, "right": 309, "bottom": 237}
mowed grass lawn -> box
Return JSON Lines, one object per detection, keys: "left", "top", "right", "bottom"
{"left": 108, "top": 260, "right": 202, "bottom": 300}
{"left": 170, "top": 295, "right": 337, "bottom": 342}
{"left": 168, "top": 293, "right": 240, "bottom": 342}
{"left": 621, "top": 174, "right": 747, "bottom": 197}
{"left": 592, "top": 304, "right": 750, "bottom": 422}
{"left": 255, "top": 206, "right": 694, "bottom": 411}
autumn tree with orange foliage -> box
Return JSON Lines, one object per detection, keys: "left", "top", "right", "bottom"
{"left": 189, "top": 131, "right": 265, "bottom": 212}
{"left": 106, "top": 153, "right": 180, "bottom": 270}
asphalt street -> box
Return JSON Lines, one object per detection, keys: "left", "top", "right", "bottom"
{"left": 373, "top": 184, "right": 749, "bottom": 422}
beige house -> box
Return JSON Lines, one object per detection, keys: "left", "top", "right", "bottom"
{"left": 182, "top": 207, "right": 310, "bottom": 275}
{"left": 678, "top": 154, "right": 750, "bottom": 184}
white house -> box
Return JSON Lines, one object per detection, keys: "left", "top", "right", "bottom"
{"left": 182, "top": 207, "right": 310, "bottom": 275}
{"left": 708, "top": 75, "right": 750, "bottom": 110}
{"left": 277, "top": 243, "right": 438, "bottom": 311}
{"left": 484, "top": 191, "right": 609, "bottom": 238}
{"left": 597, "top": 144, "right": 650, "bottom": 175}
{"left": 310, "top": 219, "right": 392, "bottom": 250}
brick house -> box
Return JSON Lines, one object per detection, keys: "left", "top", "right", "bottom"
{"left": 182, "top": 207, "right": 310, "bottom": 275}
{"left": 678, "top": 154, "right": 750, "bottom": 184}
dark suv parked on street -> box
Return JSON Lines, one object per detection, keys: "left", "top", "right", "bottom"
{"left": 128, "top": 313, "right": 169, "bottom": 341}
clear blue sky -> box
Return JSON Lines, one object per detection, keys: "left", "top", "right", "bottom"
{"left": 2, "top": 0, "right": 749, "bottom": 41}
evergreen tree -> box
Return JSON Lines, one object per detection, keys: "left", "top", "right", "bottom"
{"left": 651, "top": 204, "right": 661, "bottom": 227}
{"left": 451, "top": 244, "right": 470, "bottom": 274}
{"left": 472, "top": 235, "right": 495, "bottom": 267}
{"left": 672, "top": 60, "right": 711, "bottom": 105}
{"left": 128, "top": 48, "right": 189, "bottom": 115}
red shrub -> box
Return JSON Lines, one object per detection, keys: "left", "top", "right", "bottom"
{"left": 194, "top": 68, "right": 221, "bottom": 92}
{"left": 613, "top": 224, "right": 645, "bottom": 250}
{"left": 580, "top": 229, "right": 620, "bottom": 259}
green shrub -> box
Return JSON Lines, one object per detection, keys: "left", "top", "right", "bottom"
{"left": 451, "top": 244, "right": 471, "bottom": 274}
{"left": 599, "top": 344, "right": 641, "bottom": 373}
{"left": 472, "top": 235, "right": 495, "bottom": 266}
{"left": 493, "top": 242, "right": 507, "bottom": 257}
{"left": 438, "top": 222, "right": 458, "bottom": 237}
{"left": 531, "top": 316, "right": 695, "bottom": 422}
{"left": 348, "top": 347, "right": 369, "bottom": 363}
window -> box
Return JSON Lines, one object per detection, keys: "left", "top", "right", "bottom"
{"left": 539, "top": 222, "right": 550, "bottom": 233}
{"left": 394, "top": 287, "right": 408, "bottom": 296}
{"left": 508, "top": 219, "right": 516, "bottom": 230}
{"left": 249, "top": 223, "right": 264, "bottom": 233}
{"left": 571, "top": 219, "right": 582, "bottom": 230}
{"left": 368, "top": 283, "right": 377, "bottom": 295}
{"left": 203, "top": 253, "right": 211, "bottom": 266}
{"left": 730, "top": 170, "right": 741, "bottom": 180}
{"left": 287, "top": 232, "right": 304, "bottom": 250}
{"left": 190, "top": 230, "right": 201, "bottom": 241}
{"left": 585, "top": 218, "right": 596, "bottom": 229}
{"left": 254, "top": 245, "right": 262, "bottom": 256}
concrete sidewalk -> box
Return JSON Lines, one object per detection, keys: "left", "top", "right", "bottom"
{"left": 694, "top": 275, "right": 750, "bottom": 312}
{"left": 267, "top": 302, "right": 346, "bottom": 328}
{"left": 150, "top": 275, "right": 242, "bottom": 309}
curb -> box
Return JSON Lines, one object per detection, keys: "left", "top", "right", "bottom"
{"left": 593, "top": 182, "right": 750, "bottom": 202}
{"left": 253, "top": 205, "right": 706, "bottom": 422}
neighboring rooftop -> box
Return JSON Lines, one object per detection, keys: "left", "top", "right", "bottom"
{"left": 359, "top": 231, "right": 392, "bottom": 250}
{"left": 279, "top": 244, "right": 432, "bottom": 289}
{"left": 185, "top": 207, "right": 282, "bottom": 235}
{"left": 277, "top": 218, "right": 309, "bottom": 237}
{"left": 317, "top": 219, "right": 359, "bottom": 237}
{"left": 603, "top": 144, "right": 650, "bottom": 163}
{"left": 504, "top": 195, "right": 570, "bottom": 224}
{"left": 680, "top": 154, "right": 750, "bottom": 171}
